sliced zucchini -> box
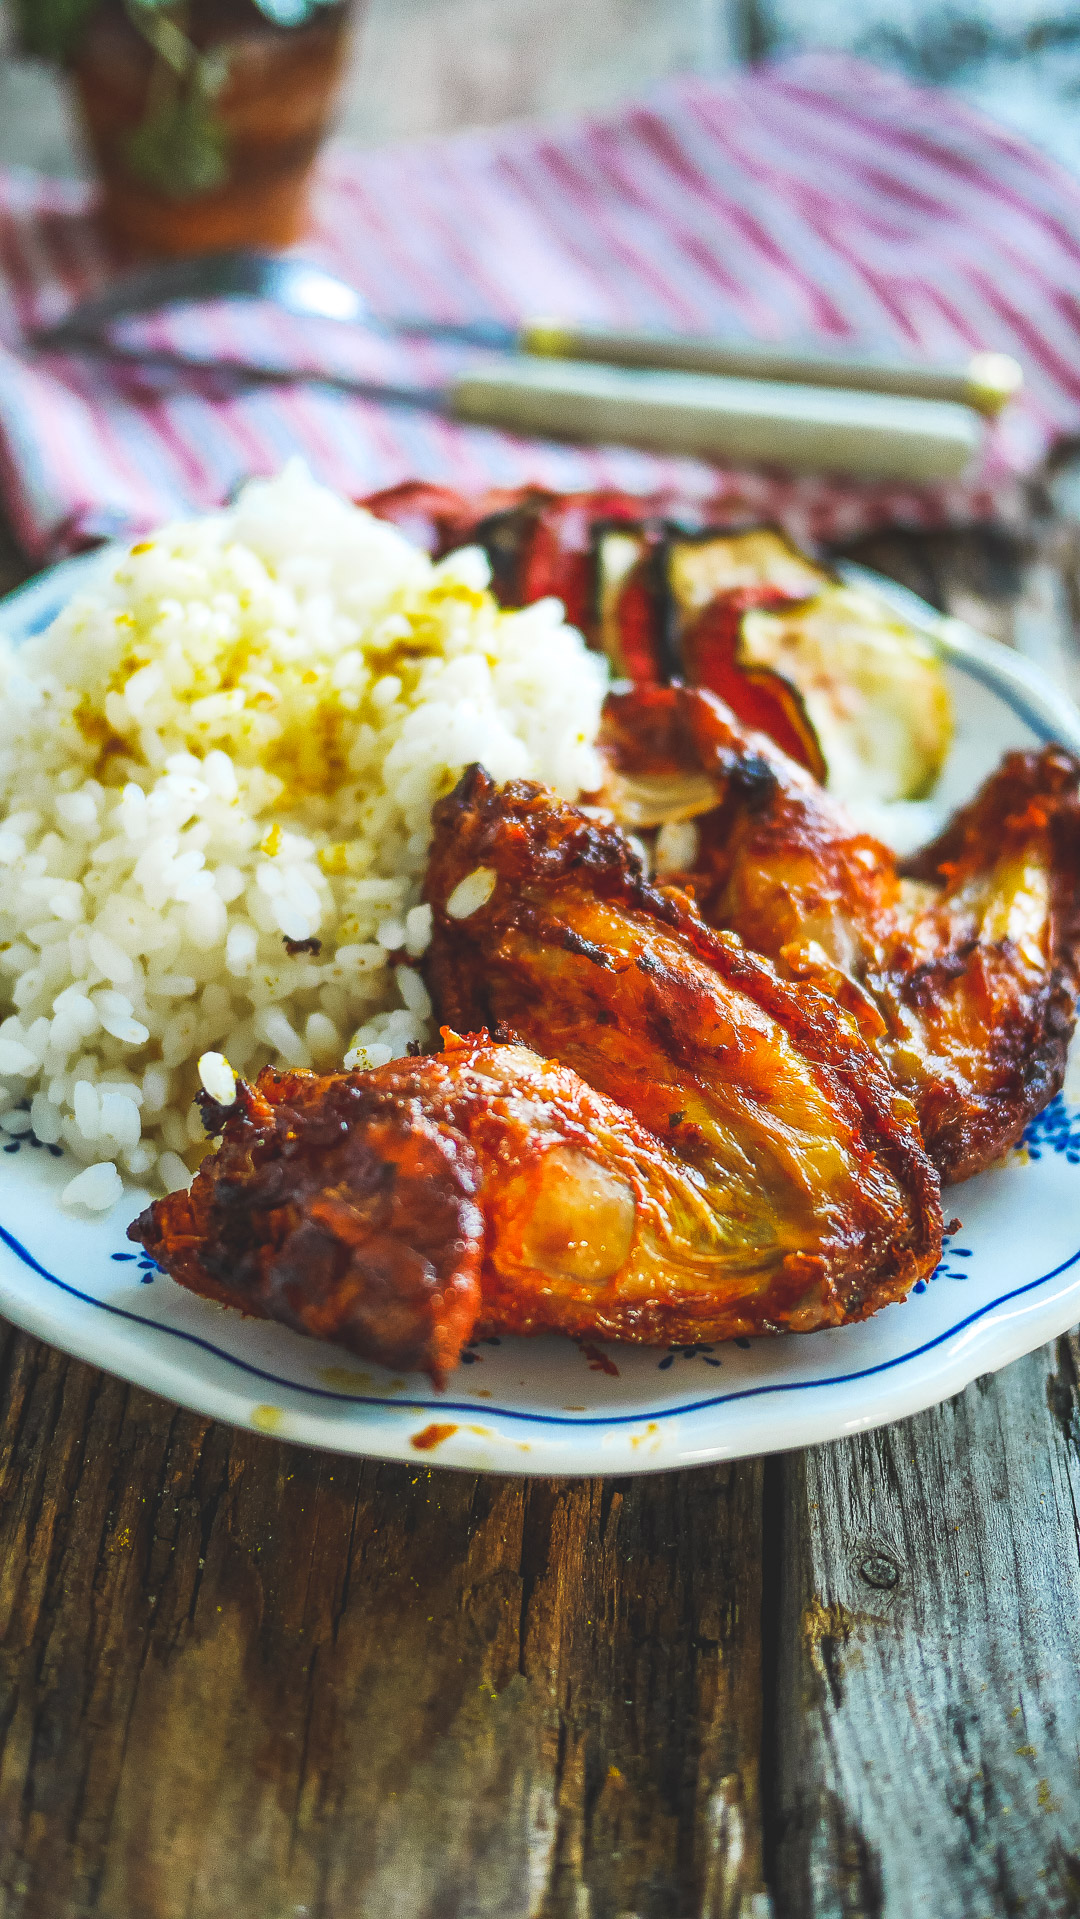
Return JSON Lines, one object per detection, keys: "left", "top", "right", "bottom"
{"left": 666, "top": 526, "right": 830, "bottom": 629}
{"left": 739, "top": 583, "right": 953, "bottom": 803}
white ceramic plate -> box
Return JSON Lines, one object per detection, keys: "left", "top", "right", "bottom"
{"left": 1, "top": 550, "right": 1079, "bottom": 1475}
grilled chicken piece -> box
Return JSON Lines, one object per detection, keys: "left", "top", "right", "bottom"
{"left": 604, "top": 684, "right": 1080, "bottom": 1182}
{"left": 130, "top": 1053, "right": 487, "bottom": 1385}
{"left": 424, "top": 770, "right": 941, "bottom": 1330}
{"left": 132, "top": 1027, "right": 938, "bottom": 1384}
{"left": 131, "top": 771, "right": 944, "bottom": 1383}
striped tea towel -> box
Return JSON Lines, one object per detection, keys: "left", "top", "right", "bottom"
{"left": 0, "top": 51, "right": 1078, "bottom": 562}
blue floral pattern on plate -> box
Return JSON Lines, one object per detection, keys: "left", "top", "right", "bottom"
{"left": 1, "top": 550, "right": 1080, "bottom": 1472}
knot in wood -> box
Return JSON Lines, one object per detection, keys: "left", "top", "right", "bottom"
{"left": 857, "top": 1549, "right": 900, "bottom": 1591}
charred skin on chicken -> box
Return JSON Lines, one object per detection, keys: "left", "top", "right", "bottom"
{"left": 602, "top": 684, "right": 1080, "bottom": 1182}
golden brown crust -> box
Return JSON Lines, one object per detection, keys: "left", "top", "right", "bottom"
{"left": 129, "top": 1070, "right": 485, "bottom": 1386}
{"left": 609, "top": 684, "right": 1080, "bottom": 1182}
{"left": 425, "top": 770, "right": 941, "bottom": 1324}
{"left": 131, "top": 1017, "right": 943, "bottom": 1383}
{"left": 896, "top": 747, "right": 1080, "bottom": 1179}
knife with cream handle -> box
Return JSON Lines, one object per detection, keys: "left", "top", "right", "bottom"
{"left": 451, "top": 358, "right": 982, "bottom": 483}
{"left": 33, "top": 251, "right": 991, "bottom": 481}
{"left": 33, "top": 249, "right": 1020, "bottom": 416}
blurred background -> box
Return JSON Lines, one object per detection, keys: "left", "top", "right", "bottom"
{"left": 2, "top": 0, "right": 1079, "bottom": 177}
{"left": 2, "top": 0, "right": 1078, "bottom": 630}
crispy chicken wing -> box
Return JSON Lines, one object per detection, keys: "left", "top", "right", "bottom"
{"left": 133, "top": 1028, "right": 938, "bottom": 1383}
{"left": 131, "top": 772, "right": 944, "bottom": 1382}
{"left": 131, "top": 1055, "right": 486, "bottom": 1386}
{"left": 424, "top": 769, "right": 941, "bottom": 1331}
{"left": 603, "top": 684, "right": 1080, "bottom": 1181}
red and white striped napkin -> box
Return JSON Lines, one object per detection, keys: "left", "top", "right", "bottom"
{"left": 1, "top": 52, "right": 1079, "bottom": 562}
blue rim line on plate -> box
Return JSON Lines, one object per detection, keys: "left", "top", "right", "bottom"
{"left": 839, "top": 560, "right": 1080, "bottom": 755}
{"left": 2, "top": 1216, "right": 1078, "bottom": 1427}
{"left": 4, "top": 544, "right": 1080, "bottom": 1464}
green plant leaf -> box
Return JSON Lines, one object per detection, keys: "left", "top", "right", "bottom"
{"left": 14, "top": 0, "right": 338, "bottom": 65}
{"left": 123, "top": 54, "right": 231, "bottom": 200}
{"left": 11, "top": 0, "right": 100, "bottom": 63}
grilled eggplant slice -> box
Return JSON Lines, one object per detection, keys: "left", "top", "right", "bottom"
{"left": 363, "top": 487, "right": 953, "bottom": 805}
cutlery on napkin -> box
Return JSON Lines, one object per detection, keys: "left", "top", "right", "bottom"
{"left": 31, "top": 250, "right": 1022, "bottom": 484}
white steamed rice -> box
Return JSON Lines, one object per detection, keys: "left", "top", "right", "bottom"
{"left": 0, "top": 462, "right": 608, "bottom": 1208}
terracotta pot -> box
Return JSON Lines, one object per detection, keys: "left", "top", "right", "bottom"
{"left": 72, "top": 1, "right": 358, "bottom": 256}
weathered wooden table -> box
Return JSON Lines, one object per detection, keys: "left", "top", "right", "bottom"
{"left": 1, "top": 503, "right": 1079, "bottom": 1919}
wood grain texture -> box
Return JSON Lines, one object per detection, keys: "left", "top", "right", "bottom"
{"left": 773, "top": 1337, "right": 1080, "bottom": 1919}
{"left": 0, "top": 1321, "right": 767, "bottom": 1919}
{"left": 2, "top": 510, "right": 1080, "bottom": 1915}
{"left": 786, "top": 511, "right": 1080, "bottom": 1919}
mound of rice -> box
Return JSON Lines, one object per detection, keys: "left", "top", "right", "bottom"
{"left": 0, "top": 462, "right": 607, "bottom": 1209}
